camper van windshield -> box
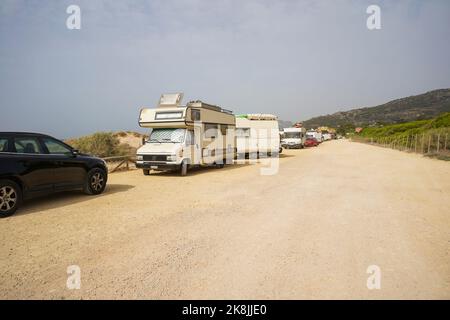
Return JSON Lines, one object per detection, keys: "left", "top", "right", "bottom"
{"left": 284, "top": 132, "right": 301, "bottom": 138}
{"left": 148, "top": 128, "right": 185, "bottom": 143}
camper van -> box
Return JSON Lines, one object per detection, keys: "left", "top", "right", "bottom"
{"left": 136, "top": 93, "right": 236, "bottom": 176}
{"left": 235, "top": 114, "right": 281, "bottom": 158}
{"left": 306, "top": 130, "right": 323, "bottom": 143}
{"left": 281, "top": 127, "right": 306, "bottom": 149}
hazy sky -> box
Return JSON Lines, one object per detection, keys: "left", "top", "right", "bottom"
{"left": 1, "top": 0, "right": 450, "bottom": 138}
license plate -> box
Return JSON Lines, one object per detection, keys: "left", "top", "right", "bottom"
{"left": 151, "top": 166, "right": 158, "bottom": 169}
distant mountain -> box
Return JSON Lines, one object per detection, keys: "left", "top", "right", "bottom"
{"left": 278, "top": 120, "right": 293, "bottom": 129}
{"left": 302, "top": 89, "right": 450, "bottom": 128}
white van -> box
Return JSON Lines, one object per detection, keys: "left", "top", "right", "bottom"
{"left": 306, "top": 130, "right": 323, "bottom": 142}
{"left": 136, "top": 93, "right": 236, "bottom": 176}
{"left": 235, "top": 114, "right": 281, "bottom": 158}
{"left": 281, "top": 127, "right": 306, "bottom": 149}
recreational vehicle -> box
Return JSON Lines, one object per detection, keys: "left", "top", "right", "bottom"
{"left": 281, "top": 127, "right": 306, "bottom": 149}
{"left": 306, "top": 130, "right": 323, "bottom": 142}
{"left": 235, "top": 114, "right": 281, "bottom": 158}
{"left": 136, "top": 93, "right": 236, "bottom": 176}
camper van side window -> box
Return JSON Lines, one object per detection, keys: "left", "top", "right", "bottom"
{"left": 155, "top": 111, "right": 183, "bottom": 120}
{"left": 186, "top": 131, "right": 194, "bottom": 145}
{"left": 204, "top": 124, "right": 218, "bottom": 139}
{"left": 191, "top": 109, "right": 201, "bottom": 121}
{"left": 220, "top": 125, "right": 227, "bottom": 136}
{"left": 236, "top": 128, "right": 250, "bottom": 137}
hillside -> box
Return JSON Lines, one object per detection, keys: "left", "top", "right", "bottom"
{"left": 302, "top": 89, "right": 450, "bottom": 128}
{"left": 278, "top": 120, "right": 293, "bottom": 129}
{"left": 358, "top": 112, "right": 450, "bottom": 138}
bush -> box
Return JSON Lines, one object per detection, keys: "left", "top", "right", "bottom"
{"left": 66, "top": 132, "right": 131, "bottom": 158}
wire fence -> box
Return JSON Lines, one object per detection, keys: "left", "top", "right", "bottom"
{"left": 351, "top": 130, "right": 450, "bottom": 159}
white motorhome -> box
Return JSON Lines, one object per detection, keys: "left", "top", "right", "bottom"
{"left": 235, "top": 114, "right": 281, "bottom": 158}
{"left": 322, "top": 133, "right": 332, "bottom": 141}
{"left": 281, "top": 127, "right": 306, "bottom": 149}
{"left": 136, "top": 93, "right": 236, "bottom": 176}
{"left": 306, "top": 130, "right": 323, "bottom": 142}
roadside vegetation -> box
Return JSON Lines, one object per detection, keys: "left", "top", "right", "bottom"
{"left": 65, "top": 132, "right": 141, "bottom": 158}
{"left": 353, "top": 113, "right": 450, "bottom": 159}
{"left": 357, "top": 112, "right": 450, "bottom": 139}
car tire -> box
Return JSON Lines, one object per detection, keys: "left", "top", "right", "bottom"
{"left": 180, "top": 160, "right": 188, "bottom": 176}
{"left": 84, "top": 168, "right": 107, "bottom": 195}
{"left": 0, "top": 179, "right": 22, "bottom": 218}
{"left": 143, "top": 169, "right": 150, "bottom": 176}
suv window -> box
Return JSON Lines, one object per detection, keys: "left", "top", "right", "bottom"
{"left": 0, "top": 138, "right": 8, "bottom": 152}
{"left": 42, "top": 137, "right": 72, "bottom": 155}
{"left": 14, "top": 137, "right": 43, "bottom": 154}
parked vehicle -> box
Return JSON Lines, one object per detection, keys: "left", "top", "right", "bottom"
{"left": 322, "top": 133, "right": 332, "bottom": 141}
{"left": 304, "top": 137, "right": 319, "bottom": 147}
{"left": 235, "top": 114, "right": 281, "bottom": 158}
{"left": 0, "top": 132, "right": 108, "bottom": 217}
{"left": 306, "top": 130, "right": 323, "bottom": 143}
{"left": 281, "top": 127, "right": 306, "bottom": 149}
{"left": 136, "top": 93, "right": 236, "bottom": 176}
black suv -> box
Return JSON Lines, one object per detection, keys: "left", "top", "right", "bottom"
{"left": 0, "top": 132, "right": 108, "bottom": 217}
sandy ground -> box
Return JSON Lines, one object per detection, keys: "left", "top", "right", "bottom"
{"left": 0, "top": 140, "right": 449, "bottom": 299}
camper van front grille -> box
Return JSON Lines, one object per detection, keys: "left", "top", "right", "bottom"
{"left": 143, "top": 155, "right": 168, "bottom": 162}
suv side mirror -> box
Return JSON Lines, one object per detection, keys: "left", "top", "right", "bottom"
{"left": 71, "top": 149, "right": 79, "bottom": 156}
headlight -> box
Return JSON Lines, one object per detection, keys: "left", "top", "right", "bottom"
{"left": 167, "top": 155, "right": 177, "bottom": 161}
{"left": 137, "top": 155, "right": 143, "bottom": 161}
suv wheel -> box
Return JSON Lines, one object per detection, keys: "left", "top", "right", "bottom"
{"left": 84, "top": 168, "right": 107, "bottom": 195}
{"left": 0, "top": 180, "right": 22, "bottom": 218}
{"left": 143, "top": 169, "right": 150, "bottom": 176}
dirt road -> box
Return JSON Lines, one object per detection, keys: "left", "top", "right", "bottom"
{"left": 1, "top": 140, "right": 449, "bottom": 299}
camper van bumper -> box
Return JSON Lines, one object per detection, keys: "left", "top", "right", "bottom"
{"left": 281, "top": 142, "right": 302, "bottom": 149}
{"left": 136, "top": 161, "right": 179, "bottom": 170}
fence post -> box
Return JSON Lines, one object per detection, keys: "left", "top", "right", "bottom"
{"left": 427, "top": 135, "right": 432, "bottom": 154}
{"left": 405, "top": 135, "right": 409, "bottom": 152}
{"left": 414, "top": 134, "right": 417, "bottom": 153}
{"left": 445, "top": 133, "right": 448, "bottom": 151}
{"left": 421, "top": 134, "right": 425, "bottom": 153}
{"left": 436, "top": 133, "right": 441, "bottom": 153}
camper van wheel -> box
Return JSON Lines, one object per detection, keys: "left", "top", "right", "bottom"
{"left": 143, "top": 169, "right": 150, "bottom": 176}
{"left": 180, "top": 160, "right": 188, "bottom": 176}
{"left": 215, "top": 162, "right": 225, "bottom": 169}
{"left": 249, "top": 152, "right": 258, "bottom": 160}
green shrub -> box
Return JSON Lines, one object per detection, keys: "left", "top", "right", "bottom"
{"left": 66, "top": 132, "right": 131, "bottom": 158}
{"left": 358, "top": 112, "right": 450, "bottom": 139}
